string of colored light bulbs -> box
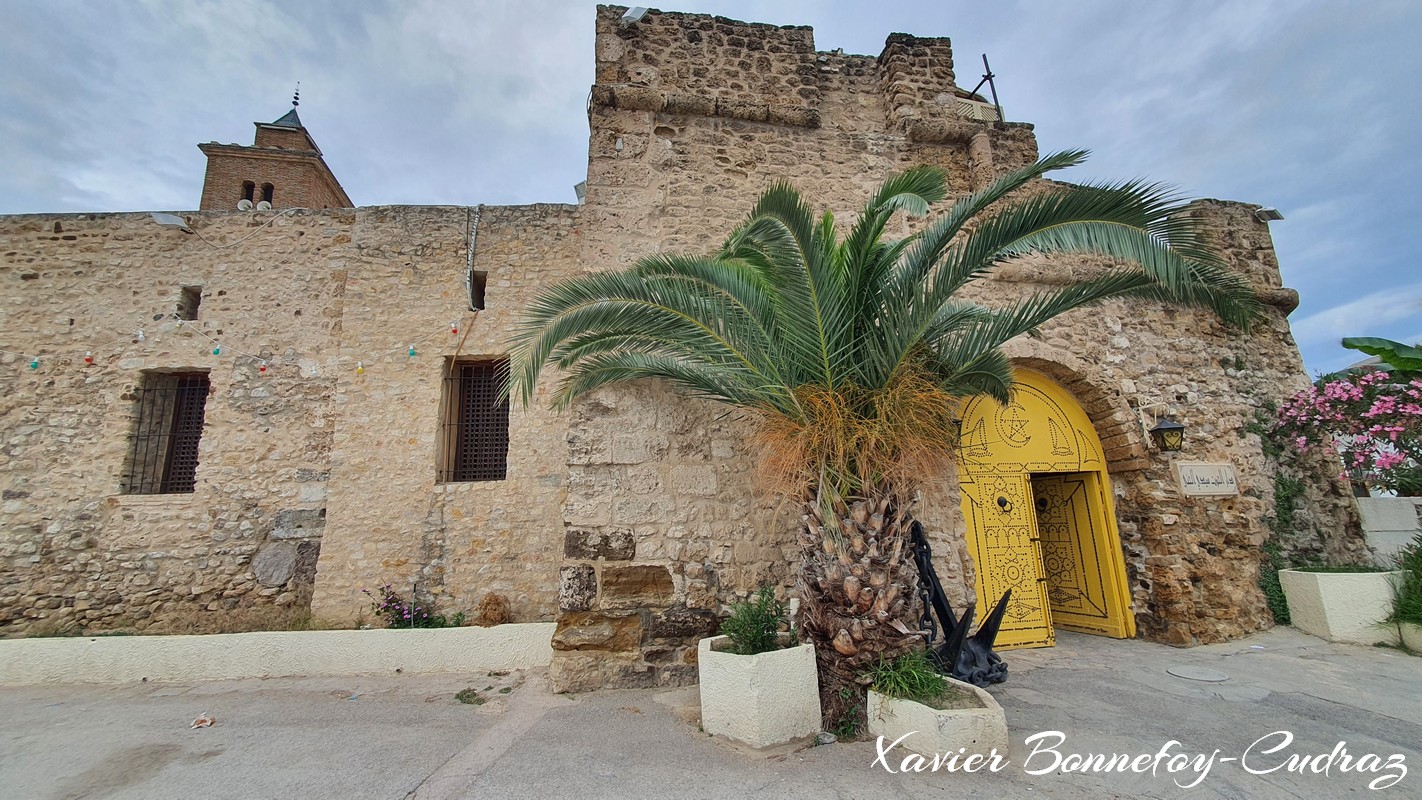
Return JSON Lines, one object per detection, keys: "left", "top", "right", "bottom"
{"left": 5, "top": 313, "right": 474, "bottom": 375}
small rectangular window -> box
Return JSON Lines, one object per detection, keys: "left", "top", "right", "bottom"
{"left": 177, "top": 286, "right": 202, "bottom": 321}
{"left": 122, "top": 372, "right": 211, "bottom": 494}
{"left": 469, "top": 270, "right": 487, "bottom": 311}
{"left": 438, "top": 359, "right": 510, "bottom": 482}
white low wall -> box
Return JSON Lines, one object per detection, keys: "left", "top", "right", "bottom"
{"left": 1359, "top": 496, "right": 1421, "bottom": 566}
{"left": 0, "top": 623, "right": 555, "bottom": 686}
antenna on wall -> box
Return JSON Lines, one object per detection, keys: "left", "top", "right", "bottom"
{"left": 969, "top": 54, "right": 1004, "bottom": 125}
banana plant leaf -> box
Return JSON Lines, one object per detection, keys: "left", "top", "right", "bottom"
{"left": 1341, "top": 337, "right": 1422, "bottom": 376}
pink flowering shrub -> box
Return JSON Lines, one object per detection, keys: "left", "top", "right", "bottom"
{"left": 362, "top": 583, "right": 466, "bottom": 628}
{"left": 1275, "top": 371, "right": 1422, "bottom": 495}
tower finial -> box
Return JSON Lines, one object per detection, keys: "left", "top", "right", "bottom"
{"left": 292, "top": 82, "right": 300, "bottom": 109}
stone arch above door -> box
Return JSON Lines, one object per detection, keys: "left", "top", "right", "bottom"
{"left": 998, "top": 342, "right": 1151, "bottom": 473}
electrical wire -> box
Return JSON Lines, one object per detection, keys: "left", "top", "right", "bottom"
{"left": 185, "top": 207, "right": 305, "bottom": 249}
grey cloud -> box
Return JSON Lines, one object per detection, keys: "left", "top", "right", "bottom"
{"left": 1290, "top": 285, "right": 1422, "bottom": 373}
{"left": 3, "top": 0, "right": 1419, "bottom": 372}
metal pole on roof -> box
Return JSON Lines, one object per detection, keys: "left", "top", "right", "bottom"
{"left": 969, "top": 54, "right": 1004, "bottom": 124}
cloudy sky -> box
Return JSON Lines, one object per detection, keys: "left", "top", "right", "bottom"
{"left": 3, "top": 0, "right": 1419, "bottom": 373}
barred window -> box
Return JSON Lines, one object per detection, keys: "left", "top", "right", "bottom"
{"left": 438, "top": 359, "right": 510, "bottom": 482}
{"left": 122, "top": 372, "right": 211, "bottom": 494}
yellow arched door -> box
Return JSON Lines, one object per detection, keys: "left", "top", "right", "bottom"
{"left": 957, "top": 370, "right": 1135, "bottom": 649}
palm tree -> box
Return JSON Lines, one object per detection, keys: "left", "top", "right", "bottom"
{"left": 508, "top": 150, "right": 1259, "bottom": 728}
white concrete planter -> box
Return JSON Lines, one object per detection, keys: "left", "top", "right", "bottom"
{"left": 1279, "top": 569, "right": 1403, "bottom": 645}
{"left": 1401, "top": 622, "right": 1422, "bottom": 653}
{"left": 697, "top": 635, "right": 820, "bottom": 749}
{"left": 866, "top": 678, "right": 1009, "bottom": 758}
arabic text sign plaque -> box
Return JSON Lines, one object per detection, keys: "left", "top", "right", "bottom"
{"left": 1175, "top": 461, "right": 1240, "bottom": 497}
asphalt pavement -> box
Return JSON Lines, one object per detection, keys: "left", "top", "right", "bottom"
{"left": 2, "top": 627, "right": 1418, "bottom": 799}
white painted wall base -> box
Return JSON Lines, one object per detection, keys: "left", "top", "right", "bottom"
{"left": 0, "top": 623, "right": 555, "bottom": 685}
{"left": 697, "top": 635, "right": 820, "bottom": 749}
{"left": 866, "top": 680, "right": 1009, "bottom": 758}
{"left": 1279, "top": 570, "right": 1401, "bottom": 645}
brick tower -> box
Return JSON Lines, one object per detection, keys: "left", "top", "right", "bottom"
{"left": 197, "top": 93, "right": 352, "bottom": 211}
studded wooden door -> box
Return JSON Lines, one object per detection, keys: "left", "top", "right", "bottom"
{"left": 957, "top": 369, "right": 1135, "bottom": 648}
{"left": 959, "top": 473, "right": 1054, "bottom": 649}
{"left": 1030, "top": 473, "right": 1134, "bottom": 638}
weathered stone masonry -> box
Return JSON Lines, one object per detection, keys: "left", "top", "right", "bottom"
{"left": 553, "top": 6, "right": 1363, "bottom": 688}
{"left": 1, "top": 6, "right": 1363, "bottom": 690}
{"left": 0, "top": 205, "right": 579, "bottom": 632}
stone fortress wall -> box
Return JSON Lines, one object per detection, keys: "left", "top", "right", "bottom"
{"left": 0, "top": 6, "right": 1364, "bottom": 691}
{"left": 0, "top": 204, "right": 581, "bottom": 633}
{"left": 544, "top": 7, "right": 1364, "bottom": 689}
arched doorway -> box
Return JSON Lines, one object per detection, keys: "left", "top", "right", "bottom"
{"left": 957, "top": 369, "right": 1135, "bottom": 649}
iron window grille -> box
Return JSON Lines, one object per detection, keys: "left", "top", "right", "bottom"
{"left": 121, "top": 372, "right": 211, "bottom": 494}
{"left": 438, "top": 359, "right": 510, "bottom": 482}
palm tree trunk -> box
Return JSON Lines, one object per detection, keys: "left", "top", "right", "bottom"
{"left": 797, "top": 488, "right": 924, "bottom": 734}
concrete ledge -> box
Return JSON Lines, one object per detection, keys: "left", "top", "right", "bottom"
{"left": 591, "top": 84, "right": 821, "bottom": 128}
{"left": 1358, "top": 496, "right": 1422, "bottom": 565}
{"left": 0, "top": 623, "right": 555, "bottom": 685}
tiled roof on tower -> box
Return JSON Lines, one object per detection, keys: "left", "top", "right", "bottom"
{"left": 196, "top": 86, "right": 352, "bottom": 210}
{"left": 270, "top": 85, "right": 303, "bottom": 128}
{"left": 270, "top": 107, "right": 303, "bottom": 129}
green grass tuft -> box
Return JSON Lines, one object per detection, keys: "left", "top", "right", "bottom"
{"left": 1389, "top": 531, "right": 1422, "bottom": 626}
{"left": 455, "top": 688, "right": 485, "bottom": 705}
{"left": 867, "top": 649, "right": 949, "bottom": 704}
{"left": 719, "top": 586, "right": 786, "bottom": 656}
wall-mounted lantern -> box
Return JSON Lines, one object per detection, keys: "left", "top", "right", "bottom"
{"left": 1149, "top": 417, "right": 1186, "bottom": 452}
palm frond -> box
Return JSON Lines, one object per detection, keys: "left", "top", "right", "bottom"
{"left": 511, "top": 150, "right": 1259, "bottom": 498}
{"left": 895, "top": 149, "right": 1089, "bottom": 290}
{"left": 841, "top": 166, "right": 946, "bottom": 285}
{"left": 506, "top": 269, "right": 779, "bottom": 408}
{"left": 929, "top": 271, "right": 1160, "bottom": 396}
{"left": 917, "top": 182, "right": 1260, "bottom": 328}
{"left": 937, "top": 349, "right": 1015, "bottom": 405}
